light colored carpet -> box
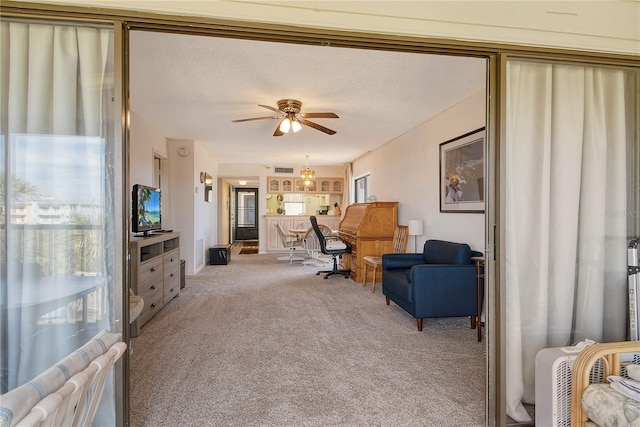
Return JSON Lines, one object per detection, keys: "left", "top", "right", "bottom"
{"left": 130, "top": 252, "right": 486, "bottom": 426}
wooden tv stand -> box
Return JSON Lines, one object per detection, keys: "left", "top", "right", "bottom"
{"left": 130, "top": 232, "right": 180, "bottom": 336}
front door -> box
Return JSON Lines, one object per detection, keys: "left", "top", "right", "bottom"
{"left": 235, "top": 188, "right": 258, "bottom": 240}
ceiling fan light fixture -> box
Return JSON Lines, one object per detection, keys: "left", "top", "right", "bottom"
{"left": 291, "top": 119, "right": 302, "bottom": 133}
{"left": 232, "top": 99, "right": 338, "bottom": 136}
{"left": 279, "top": 118, "right": 291, "bottom": 133}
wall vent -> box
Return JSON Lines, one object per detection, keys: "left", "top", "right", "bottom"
{"left": 274, "top": 167, "right": 294, "bottom": 174}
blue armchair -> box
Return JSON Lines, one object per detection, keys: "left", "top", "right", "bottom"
{"left": 382, "top": 239, "right": 482, "bottom": 333}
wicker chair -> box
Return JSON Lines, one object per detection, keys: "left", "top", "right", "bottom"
{"left": 571, "top": 341, "right": 640, "bottom": 427}
{"left": 0, "top": 331, "right": 126, "bottom": 427}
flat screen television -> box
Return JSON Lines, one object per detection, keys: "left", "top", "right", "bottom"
{"left": 132, "top": 184, "right": 161, "bottom": 236}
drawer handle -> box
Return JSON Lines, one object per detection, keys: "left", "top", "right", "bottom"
{"left": 170, "top": 288, "right": 174, "bottom": 292}
{"left": 170, "top": 258, "right": 174, "bottom": 262}
{"left": 150, "top": 267, "right": 157, "bottom": 272}
{"left": 150, "top": 303, "right": 156, "bottom": 309}
{"left": 150, "top": 285, "right": 156, "bottom": 290}
{"left": 170, "top": 273, "right": 174, "bottom": 278}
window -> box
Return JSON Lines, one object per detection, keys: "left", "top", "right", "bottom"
{"left": 1, "top": 18, "right": 121, "bottom": 424}
{"left": 354, "top": 174, "right": 370, "bottom": 203}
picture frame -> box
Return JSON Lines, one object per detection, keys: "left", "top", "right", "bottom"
{"left": 439, "top": 127, "right": 485, "bottom": 213}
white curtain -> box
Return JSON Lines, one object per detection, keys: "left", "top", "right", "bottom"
{"left": 505, "top": 60, "right": 630, "bottom": 421}
{"left": 1, "top": 21, "right": 113, "bottom": 391}
{"left": 342, "top": 162, "right": 352, "bottom": 213}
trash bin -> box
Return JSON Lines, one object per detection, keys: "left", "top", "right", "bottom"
{"left": 180, "top": 259, "right": 186, "bottom": 289}
{"left": 209, "top": 244, "right": 231, "bottom": 265}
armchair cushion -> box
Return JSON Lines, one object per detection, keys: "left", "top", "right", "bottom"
{"left": 423, "top": 239, "right": 472, "bottom": 265}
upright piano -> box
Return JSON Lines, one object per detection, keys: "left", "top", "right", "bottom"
{"left": 338, "top": 202, "right": 398, "bottom": 283}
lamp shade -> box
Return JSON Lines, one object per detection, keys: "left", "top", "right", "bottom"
{"left": 408, "top": 219, "right": 424, "bottom": 236}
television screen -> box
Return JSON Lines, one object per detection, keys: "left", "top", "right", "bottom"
{"left": 132, "top": 184, "right": 161, "bottom": 235}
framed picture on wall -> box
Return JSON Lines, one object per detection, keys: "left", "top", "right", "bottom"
{"left": 439, "top": 127, "right": 485, "bottom": 213}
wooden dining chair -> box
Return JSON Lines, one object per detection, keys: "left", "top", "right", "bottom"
{"left": 363, "top": 225, "right": 409, "bottom": 292}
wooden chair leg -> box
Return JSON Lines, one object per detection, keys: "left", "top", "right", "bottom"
{"left": 385, "top": 296, "right": 390, "bottom": 305}
{"left": 470, "top": 316, "right": 477, "bottom": 329}
{"left": 371, "top": 265, "right": 378, "bottom": 293}
{"left": 417, "top": 318, "right": 423, "bottom": 331}
{"left": 363, "top": 262, "right": 368, "bottom": 287}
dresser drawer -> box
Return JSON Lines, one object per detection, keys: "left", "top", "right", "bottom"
{"left": 164, "top": 264, "right": 180, "bottom": 304}
{"left": 164, "top": 249, "right": 180, "bottom": 269}
{"left": 138, "top": 256, "right": 163, "bottom": 287}
{"left": 139, "top": 291, "right": 164, "bottom": 326}
{"left": 138, "top": 277, "right": 162, "bottom": 301}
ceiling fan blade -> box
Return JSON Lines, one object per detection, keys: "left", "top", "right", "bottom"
{"left": 299, "top": 119, "right": 336, "bottom": 135}
{"left": 258, "top": 104, "right": 284, "bottom": 114}
{"left": 299, "top": 112, "right": 339, "bottom": 119}
{"left": 231, "top": 116, "right": 279, "bottom": 123}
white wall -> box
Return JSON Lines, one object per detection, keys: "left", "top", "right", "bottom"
{"left": 129, "top": 111, "right": 165, "bottom": 189}
{"left": 194, "top": 140, "right": 218, "bottom": 272}
{"left": 166, "top": 139, "right": 218, "bottom": 276}
{"left": 129, "top": 110, "right": 173, "bottom": 231}
{"left": 352, "top": 89, "right": 486, "bottom": 253}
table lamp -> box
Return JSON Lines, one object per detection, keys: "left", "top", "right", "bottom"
{"left": 408, "top": 219, "right": 424, "bottom": 253}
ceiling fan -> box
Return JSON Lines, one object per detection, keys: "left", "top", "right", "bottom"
{"left": 232, "top": 99, "right": 339, "bottom": 136}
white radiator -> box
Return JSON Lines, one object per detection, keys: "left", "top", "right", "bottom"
{"left": 535, "top": 342, "right": 639, "bottom": 427}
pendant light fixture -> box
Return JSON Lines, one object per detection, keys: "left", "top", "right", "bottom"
{"left": 300, "top": 155, "right": 315, "bottom": 188}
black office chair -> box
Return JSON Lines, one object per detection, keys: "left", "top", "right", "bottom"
{"left": 310, "top": 216, "right": 351, "bottom": 279}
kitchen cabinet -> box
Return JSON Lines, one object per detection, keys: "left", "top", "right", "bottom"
{"left": 267, "top": 177, "right": 294, "bottom": 193}
{"left": 268, "top": 177, "right": 343, "bottom": 195}
{"left": 294, "top": 178, "right": 317, "bottom": 192}
{"left": 318, "top": 178, "right": 343, "bottom": 194}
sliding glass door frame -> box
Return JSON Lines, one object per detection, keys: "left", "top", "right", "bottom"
{"left": 0, "top": 9, "right": 128, "bottom": 426}
{"left": 2, "top": 2, "right": 638, "bottom": 426}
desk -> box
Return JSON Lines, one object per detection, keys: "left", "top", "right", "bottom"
{"left": 471, "top": 256, "right": 485, "bottom": 342}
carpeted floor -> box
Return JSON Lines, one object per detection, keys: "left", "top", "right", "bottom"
{"left": 130, "top": 252, "right": 486, "bottom": 426}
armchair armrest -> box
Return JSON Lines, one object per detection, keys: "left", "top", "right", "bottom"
{"left": 382, "top": 253, "right": 425, "bottom": 270}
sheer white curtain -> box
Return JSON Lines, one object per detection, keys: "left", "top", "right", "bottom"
{"left": 1, "top": 21, "right": 113, "bottom": 392}
{"left": 505, "top": 60, "right": 630, "bottom": 421}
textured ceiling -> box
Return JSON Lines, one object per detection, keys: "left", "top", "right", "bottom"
{"left": 130, "top": 31, "right": 486, "bottom": 169}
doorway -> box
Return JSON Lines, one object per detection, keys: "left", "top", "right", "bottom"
{"left": 235, "top": 187, "right": 258, "bottom": 240}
